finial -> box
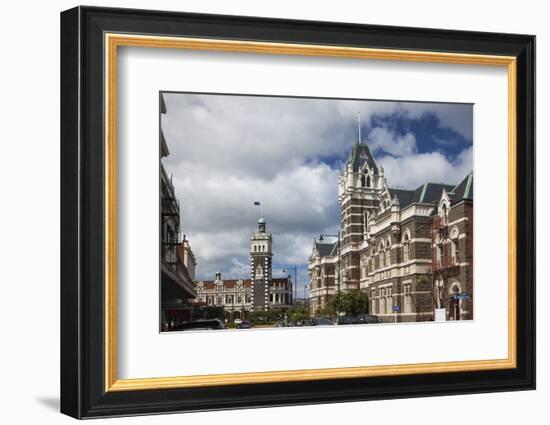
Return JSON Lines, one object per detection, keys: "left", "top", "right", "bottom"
{"left": 392, "top": 194, "right": 400, "bottom": 207}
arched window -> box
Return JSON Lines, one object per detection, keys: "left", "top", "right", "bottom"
{"left": 450, "top": 226, "right": 459, "bottom": 264}
{"left": 436, "top": 234, "right": 443, "bottom": 265}
{"left": 366, "top": 175, "right": 371, "bottom": 187}
{"left": 385, "top": 239, "right": 391, "bottom": 266}
{"left": 361, "top": 175, "right": 366, "bottom": 187}
{"left": 451, "top": 239, "right": 459, "bottom": 263}
{"left": 402, "top": 230, "right": 410, "bottom": 262}
{"left": 254, "top": 245, "right": 257, "bottom": 252}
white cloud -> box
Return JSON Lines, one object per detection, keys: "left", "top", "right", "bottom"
{"left": 379, "top": 146, "right": 473, "bottom": 189}
{"left": 161, "top": 93, "right": 472, "bottom": 285}
{"left": 366, "top": 127, "right": 417, "bottom": 156}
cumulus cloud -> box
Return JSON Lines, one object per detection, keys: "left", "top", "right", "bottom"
{"left": 379, "top": 146, "right": 473, "bottom": 189}
{"left": 366, "top": 127, "right": 417, "bottom": 156}
{"left": 161, "top": 92, "right": 472, "bottom": 287}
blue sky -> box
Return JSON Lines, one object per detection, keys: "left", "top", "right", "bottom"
{"left": 161, "top": 93, "right": 473, "bottom": 295}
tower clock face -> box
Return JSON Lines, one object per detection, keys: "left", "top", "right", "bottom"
{"left": 256, "top": 265, "right": 263, "bottom": 278}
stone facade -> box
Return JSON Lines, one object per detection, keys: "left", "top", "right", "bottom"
{"left": 195, "top": 274, "right": 292, "bottom": 319}
{"left": 309, "top": 141, "right": 473, "bottom": 322}
{"left": 160, "top": 93, "right": 197, "bottom": 330}
{"left": 195, "top": 217, "right": 293, "bottom": 316}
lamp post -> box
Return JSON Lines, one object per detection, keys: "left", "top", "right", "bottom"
{"left": 319, "top": 231, "right": 341, "bottom": 316}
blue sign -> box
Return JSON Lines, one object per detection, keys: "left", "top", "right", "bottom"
{"left": 392, "top": 306, "right": 400, "bottom": 312}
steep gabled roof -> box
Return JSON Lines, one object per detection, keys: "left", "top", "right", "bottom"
{"left": 388, "top": 188, "right": 414, "bottom": 207}
{"left": 451, "top": 172, "right": 473, "bottom": 204}
{"left": 348, "top": 143, "right": 378, "bottom": 173}
{"left": 422, "top": 183, "right": 456, "bottom": 204}
{"left": 314, "top": 240, "right": 339, "bottom": 258}
{"left": 389, "top": 183, "right": 455, "bottom": 209}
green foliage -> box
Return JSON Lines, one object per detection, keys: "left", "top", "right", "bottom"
{"left": 200, "top": 306, "right": 225, "bottom": 320}
{"left": 248, "top": 308, "right": 285, "bottom": 325}
{"left": 318, "top": 302, "right": 336, "bottom": 317}
{"left": 324, "top": 290, "right": 369, "bottom": 316}
{"left": 286, "top": 305, "right": 310, "bottom": 322}
{"left": 416, "top": 274, "right": 431, "bottom": 291}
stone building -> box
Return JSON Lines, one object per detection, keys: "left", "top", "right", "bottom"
{"left": 194, "top": 274, "right": 292, "bottom": 320}
{"left": 195, "top": 217, "right": 293, "bottom": 317}
{"left": 308, "top": 140, "right": 473, "bottom": 322}
{"left": 160, "top": 93, "right": 197, "bottom": 330}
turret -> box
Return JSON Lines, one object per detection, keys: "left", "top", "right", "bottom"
{"left": 390, "top": 194, "right": 401, "bottom": 234}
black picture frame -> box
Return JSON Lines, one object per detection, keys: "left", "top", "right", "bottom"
{"left": 60, "top": 5, "right": 535, "bottom": 419}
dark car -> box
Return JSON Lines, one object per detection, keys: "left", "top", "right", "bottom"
{"left": 237, "top": 320, "right": 252, "bottom": 329}
{"left": 173, "top": 319, "right": 225, "bottom": 331}
{"left": 337, "top": 316, "right": 356, "bottom": 325}
{"left": 355, "top": 314, "right": 383, "bottom": 324}
{"left": 313, "top": 317, "right": 335, "bottom": 326}
{"left": 337, "top": 314, "right": 382, "bottom": 325}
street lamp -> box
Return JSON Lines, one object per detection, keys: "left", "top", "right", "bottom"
{"left": 319, "top": 231, "right": 342, "bottom": 316}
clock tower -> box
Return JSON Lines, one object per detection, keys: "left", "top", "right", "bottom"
{"left": 250, "top": 217, "right": 272, "bottom": 311}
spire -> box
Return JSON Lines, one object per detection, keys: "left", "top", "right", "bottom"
{"left": 357, "top": 111, "right": 362, "bottom": 144}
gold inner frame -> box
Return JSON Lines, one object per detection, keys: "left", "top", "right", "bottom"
{"left": 104, "top": 33, "right": 517, "bottom": 392}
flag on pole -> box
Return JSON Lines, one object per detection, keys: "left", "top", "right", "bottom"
{"left": 254, "top": 201, "right": 263, "bottom": 219}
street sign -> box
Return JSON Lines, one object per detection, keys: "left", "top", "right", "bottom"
{"left": 392, "top": 306, "right": 400, "bottom": 312}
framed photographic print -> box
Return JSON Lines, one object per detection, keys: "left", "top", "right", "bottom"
{"left": 60, "top": 6, "right": 535, "bottom": 419}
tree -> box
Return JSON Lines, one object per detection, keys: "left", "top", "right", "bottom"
{"left": 318, "top": 302, "right": 336, "bottom": 317}
{"left": 287, "top": 305, "right": 310, "bottom": 323}
{"left": 411, "top": 274, "right": 433, "bottom": 322}
{"left": 201, "top": 306, "right": 225, "bottom": 321}
{"left": 247, "top": 308, "right": 285, "bottom": 325}
{"left": 323, "top": 290, "right": 369, "bottom": 317}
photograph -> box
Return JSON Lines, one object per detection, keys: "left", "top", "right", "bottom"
{"left": 57, "top": 4, "right": 535, "bottom": 419}
{"left": 159, "top": 92, "right": 474, "bottom": 332}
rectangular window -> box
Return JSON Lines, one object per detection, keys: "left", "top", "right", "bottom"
{"left": 404, "top": 284, "right": 412, "bottom": 313}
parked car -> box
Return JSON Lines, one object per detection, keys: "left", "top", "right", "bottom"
{"left": 237, "top": 320, "right": 252, "bottom": 329}
{"left": 337, "top": 315, "right": 356, "bottom": 325}
{"left": 337, "top": 314, "right": 382, "bottom": 325}
{"left": 355, "top": 314, "right": 383, "bottom": 324}
{"left": 313, "top": 317, "right": 335, "bottom": 326}
{"left": 233, "top": 318, "right": 243, "bottom": 325}
{"left": 173, "top": 319, "right": 225, "bottom": 331}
